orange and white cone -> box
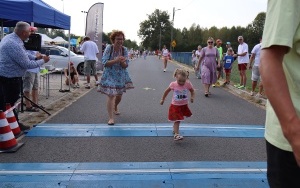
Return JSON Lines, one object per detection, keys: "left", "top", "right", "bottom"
{"left": 0, "top": 111, "right": 24, "bottom": 153}
{"left": 5, "top": 103, "right": 22, "bottom": 137}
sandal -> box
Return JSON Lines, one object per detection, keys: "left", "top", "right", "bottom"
{"left": 174, "top": 134, "right": 184, "bottom": 141}
{"left": 108, "top": 119, "right": 115, "bottom": 125}
{"left": 113, "top": 111, "right": 120, "bottom": 115}
{"left": 26, "top": 107, "right": 39, "bottom": 112}
{"left": 204, "top": 92, "right": 209, "bottom": 97}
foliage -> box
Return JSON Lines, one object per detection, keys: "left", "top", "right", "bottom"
{"left": 137, "top": 10, "right": 266, "bottom": 52}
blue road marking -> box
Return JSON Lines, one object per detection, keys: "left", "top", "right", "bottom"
{"left": 26, "top": 123, "right": 265, "bottom": 138}
{"left": 0, "top": 161, "right": 268, "bottom": 187}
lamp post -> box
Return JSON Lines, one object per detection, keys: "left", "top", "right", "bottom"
{"left": 81, "top": 11, "right": 88, "bottom": 36}
{"left": 170, "top": 7, "right": 181, "bottom": 52}
{"left": 61, "top": 0, "right": 64, "bottom": 13}
{"left": 159, "top": 22, "right": 165, "bottom": 51}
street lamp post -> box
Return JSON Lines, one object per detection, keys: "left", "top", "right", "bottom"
{"left": 170, "top": 7, "right": 180, "bottom": 52}
{"left": 159, "top": 22, "right": 165, "bottom": 51}
{"left": 81, "top": 11, "right": 88, "bottom": 36}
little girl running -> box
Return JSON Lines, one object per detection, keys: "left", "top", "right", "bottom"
{"left": 160, "top": 69, "right": 195, "bottom": 140}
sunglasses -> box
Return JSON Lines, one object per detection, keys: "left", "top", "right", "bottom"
{"left": 207, "top": 41, "right": 213, "bottom": 44}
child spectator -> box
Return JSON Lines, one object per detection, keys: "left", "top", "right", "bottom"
{"left": 160, "top": 69, "right": 195, "bottom": 141}
{"left": 223, "top": 48, "right": 235, "bottom": 85}
{"left": 64, "top": 62, "right": 80, "bottom": 88}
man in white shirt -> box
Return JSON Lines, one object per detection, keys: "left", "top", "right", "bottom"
{"left": 234, "top": 36, "right": 249, "bottom": 89}
{"left": 80, "top": 36, "right": 99, "bottom": 89}
{"left": 249, "top": 38, "right": 263, "bottom": 97}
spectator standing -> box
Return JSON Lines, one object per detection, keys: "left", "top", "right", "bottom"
{"left": 260, "top": 0, "right": 300, "bottom": 187}
{"left": 249, "top": 38, "right": 263, "bottom": 97}
{"left": 214, "top": 39, "right": 223, "bottom": 87}
{"left": 23, "top": 26, "right": 42, "bottom": 112}
{"left": 195, "top": 45, "right": 202, "bottom": 79}
{"left": 196, "top": 37, "right": 220, "bottom": 97}
{"left": 160, "top": 69, "right": 194, "bottom": 141}
{"left": 80, "top": 36, "right": 99, "bottom": 89}
{"left": 223, "top": 48, "right": 235, "bottom": 85}
{"left": 97, "top": 30, "right": 134, "bottom": 125}
{"left": 234, "top": 36, "right": 249, "bottom": 89}
{"left": 0, "top": 21, "right": 49, "bottom": 130}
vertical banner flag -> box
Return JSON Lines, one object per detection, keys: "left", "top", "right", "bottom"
{"left": 85, "top": 3, "right": 104, "bottom": 70}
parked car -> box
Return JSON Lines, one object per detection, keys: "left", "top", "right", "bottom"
{"left": 40, "top": 45, "right": 86, "bottom": 75}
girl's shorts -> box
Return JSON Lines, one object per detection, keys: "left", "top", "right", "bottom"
{"left": 168, "top": 104, "right": 192, "bottom": 121}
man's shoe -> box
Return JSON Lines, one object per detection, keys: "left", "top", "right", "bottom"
{"left": 250, "top": 91, "right": 255, "bottom": 96}
{"left": 19, "top": 123, "right": 30, "bottom": 131}
{"left": 234, "top": 84, "right": 241, "bottom": 88}
{"left": 85, "top": 85, "right": 91, "bottom": 89}
{"left": 237, "top": 85, "right": 245, "bottom": 89}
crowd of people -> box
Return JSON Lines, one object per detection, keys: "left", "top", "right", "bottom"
{"left": 1, "top": 1, "right": 300, "bottom": 185}
{"left": 188, "top": 36, "right": 264, "bottom": 98}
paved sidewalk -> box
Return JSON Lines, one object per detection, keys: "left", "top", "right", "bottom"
{"left": 18, "top": 72, "right": 99, "bottom": 126}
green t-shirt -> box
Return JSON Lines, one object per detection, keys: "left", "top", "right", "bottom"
{"left": 262, "top": 0, "right": 300, "bottom": 151}
{"left": 216, "top": 46, "right": 223, "bottom": 60}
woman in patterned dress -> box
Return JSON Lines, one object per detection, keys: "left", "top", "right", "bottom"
{"left": 97, "top": 30, "right": 134, "bottom": 125}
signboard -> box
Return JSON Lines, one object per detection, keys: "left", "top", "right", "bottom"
{"left": 171, "top": 40, "right": 176, "bottom": 47}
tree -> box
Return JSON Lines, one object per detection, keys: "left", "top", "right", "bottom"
{"left": 138, "top": 9, "right": 171, "bottom": 50}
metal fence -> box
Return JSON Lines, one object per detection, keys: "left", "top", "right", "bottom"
{"left": 171, "top": 52, "right": 255, "bottom": 91}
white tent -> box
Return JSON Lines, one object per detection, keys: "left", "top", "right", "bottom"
{"left": 52, "top": 36, "right": 67, "bottom": 44}
{"left": 37, "top": 33, "right": 53, "bottom": 45}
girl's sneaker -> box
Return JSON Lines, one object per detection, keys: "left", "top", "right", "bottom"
{"left": 174, "top": 134, "right": 183, "bottom": 141}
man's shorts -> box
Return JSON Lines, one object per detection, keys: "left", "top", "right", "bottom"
{"left": 251, "top": 65, "right": 261, "bottom": 81}
{"left": 238, "top": 63, "right": 248, "bottom": 71}
{"left": 84, "top": 60, "right": 96, "bottom": 76}
{"left": 23, "top": 72, "right": 39, "bottom": 92}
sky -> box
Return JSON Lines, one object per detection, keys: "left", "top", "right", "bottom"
{"left": 43, "top": 0, "right": 267, "bottom": 44}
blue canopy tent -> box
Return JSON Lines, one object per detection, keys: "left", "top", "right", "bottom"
{"left": 0, "top": 0, "right": 70, "bottom": 30}
{"left": 0, "top": 0, "right": 72, "bottom": 90}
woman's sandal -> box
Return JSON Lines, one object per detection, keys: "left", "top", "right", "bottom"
{"left": 108, "top": 120, "right": 115, "bottom": 125}
{"left": 113, "top": 111, "right": 120, "bottom": 115}
{"left": 204, "top": 92, "right": 209, "bottom": 97}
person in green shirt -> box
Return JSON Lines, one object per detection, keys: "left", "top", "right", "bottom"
{"left": 260, "top": 0, "right": 300, "bottom": 187}
{"left": 213, "top": 39, "right": 223, "bottom": 87}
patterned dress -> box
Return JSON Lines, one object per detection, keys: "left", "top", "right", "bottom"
{"left": 97, "top": 44, "right": 134, "bottom": 95}
{"left": 200, "top": 47, "right": 219, "bottom": 84}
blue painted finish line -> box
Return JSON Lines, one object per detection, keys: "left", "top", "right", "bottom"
{"left": 0, "top": 161, "right": 268, "bottom": 188}
{"left": 26, "top": 123, "right": 265, "bottom": 138}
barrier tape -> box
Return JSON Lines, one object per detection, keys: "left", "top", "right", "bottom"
{"left": 4, "top": 102, "right": 21, "bottom": 115}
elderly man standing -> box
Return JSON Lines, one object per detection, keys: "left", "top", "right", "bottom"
{"left": 0, "top": 21, "right": 49, "bottom": 130}
{"left": 234, "top": 36, "right": 249, "bottom": 89}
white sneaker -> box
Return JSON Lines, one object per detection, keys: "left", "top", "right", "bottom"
{"left": 163, "top": 69, "right": 166, "bottom": 72}
{"left": 255, "top": 93, "right": 263, "bottom": 98}
{"left": 250, "top": 91, "right": 255, "bottom": 96}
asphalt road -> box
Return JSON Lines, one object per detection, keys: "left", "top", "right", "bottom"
{"left": 0, "top": 56, "right": 266, "bottom": 163}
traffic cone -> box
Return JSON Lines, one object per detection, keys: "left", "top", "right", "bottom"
{"left": 0, "top": 111, "right": 24, "bottom": 153}
{"left": 5, "top": 103, "right": 23, "bottom": 138}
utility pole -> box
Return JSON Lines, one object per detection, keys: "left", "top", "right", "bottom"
{"left": 170, "top": 7, "right": 180, "bottom": 52}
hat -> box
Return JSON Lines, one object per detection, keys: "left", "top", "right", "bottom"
{"left": 216, "top": 39, "right": 222, "bottom": 44}
{"left": 226, "top": 42, "right": 231, "bottom": 45}
{"left": 29, "top": 26, "right": 37, "bottom": 32}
